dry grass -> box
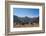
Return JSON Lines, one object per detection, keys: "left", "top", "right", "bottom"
{"left": 13, "top": 23, "right": 39, "bottom": 28}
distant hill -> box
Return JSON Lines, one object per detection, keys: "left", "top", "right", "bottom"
{"left": 13, "top": 15, "right": 39, "bottom": 24}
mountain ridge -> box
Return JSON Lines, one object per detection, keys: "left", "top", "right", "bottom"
{"left": 13, "top": 15, "right": 39, "bottom": 24}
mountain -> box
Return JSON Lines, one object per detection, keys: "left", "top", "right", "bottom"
{"left": 13, "top": 15, "right": 39, "bottom": 24}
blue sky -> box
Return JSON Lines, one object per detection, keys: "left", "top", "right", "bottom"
{"left": 13, "top": 8, "right": 39, "bottom": 18}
